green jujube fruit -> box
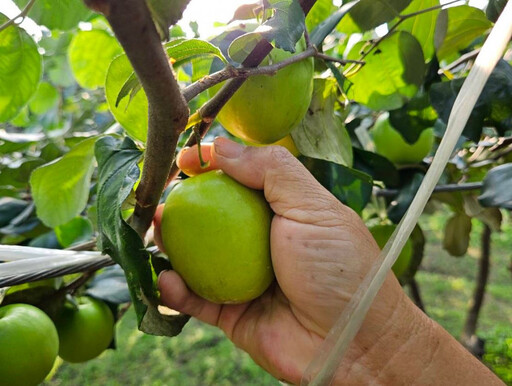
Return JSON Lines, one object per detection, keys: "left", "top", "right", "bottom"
{"left": 161, "top": 170, "right": 274, "bottom": 304}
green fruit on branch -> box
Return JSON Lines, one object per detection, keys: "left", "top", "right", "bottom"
{"left": 210, "top": 31, "right": 314, "bottom": 144}
{"left": 369, "top": 224, "right": 413, "bottom": 279}
{"left": 0, "top": 304, "right": 59, "bottom": 386}
{"left": 371, "top": 114, "right": 434, "bottom": 165}
{"left": 443, "top": 213, "right": 472, "bottom": 257}
{"left": 160, "top": 170, "right": 274, "bottom": 304}
{"left": 55, "top": 297, "right": 114, "bottom": 363}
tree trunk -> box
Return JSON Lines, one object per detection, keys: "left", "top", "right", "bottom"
{"left": 461, "top": 223, "right": 491, "bottom": 358}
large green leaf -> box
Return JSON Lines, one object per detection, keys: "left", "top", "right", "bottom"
{"left": 228, "top": 0, "right": 306, "bottom": 59}
{"left": 387, "top": 172, "right": 424, "bottom": 223}
{"left": 105, "top": 55, "right": 149, "bottom": 143}
{"left": 345, "top": 31, "right": 425, "bottom": 110}
{"left": 306, "top": 0, "right": 337, "bottom": 32}
{"left": 69, "top": 30, "right": 122, "bottom": 90}
{"left": 95, "top": 136, "right": 189, "bottom": 336}
{"left": 434, "top": 5, "right": 492, "bottom": 61}
{"left": 397, "top": 0, "right": 440, "bottom": 61}
{"left": 479, "top": 163, "right": 512, "bottom": 210}
{"left": 28, "top": 81, "right": 60, "bottom": 115}
{"left": 388, "top": 89, "right": 438, "bottom": 144}
{"left": 430, "top": 60, "right": 512, "bottom": 142}
{"left": 353, "top": 148, "right": 400, "bottom": 187}
{"left": 302, "top": 157, "right": 372, "bottom": 214}
{"left": 30, "top": 137, "right": 97, "bottom": 228}
{"left": 106, "top": 38, "right": 225, "bottom": 142}
{"left": 54, "top": 216, "right": 94, "bottom": 248}
{"left": 486, "top": 0, "right": 508, "bottom": 22}
{"left": 292, "top": 78, "right": 353, "bottom": 167}
{"left": 15, "top": 0, "right": 92, "bottom": 31}
{"left": 0, "top": 15, "right": 42, "bottom": 122}
{"left": 310, "top": 1, "right": 358, "bottom": 47}
{"left": 338, "top": 0, "right": 413, "bottom": 33}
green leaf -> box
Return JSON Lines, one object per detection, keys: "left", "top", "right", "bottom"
{"left": 302, "top": 157, "right": 373, "bottom": 214}
{"left": 345, "top": 31, "right": 425, "bottom": 110}
{"left": 16, "top": 0, "right": 92, "bottom": 30}
{"left": 338, "top": 0, "right": 413, "bottom": 33}
{"left": 310, "top": 1, "right": 358, "bottom": 47}
{"left": 165, "top": 38, "right": 227, "bottom": 66}
{"left": 107, "top": 38, "right": 223, "bottom": 141}
{"left": 146, "top": 0, "right": 191, "bottom": 40}
{"left": 69, "top": 29, "right": 123, "bottom": 90}
{"left": 388, "top": 89, "right": 438, "bottom": 143}
{"left": 430, "top": 60, "right": 512, "bottom": 142}
{"left": 387, "top": 172, "right": 424, "bottom": 223}
{"left": 95, "top": 136, "right": 189, "bottom": 336}
{"left": 54, "top": 216, "right": 94, "bottom": 248}
{"left": 479, "top": 163, "right": 512, "bottom": 210}
{"left": 291, "top": 78, "right": 353, "bottom": 167}
{"left": 306, "top": 0, "right": 337, "bottom": 32}
{"left": 229, "top": 0, "right": 306, "bottom": 56}
{"left": 353, "top": 148, "right": 400, "bottom": 187}
{"left": 30, "top": 137, "right": 97, "bottom": 228}
{"left": 0, "top": 197, "right": 29, "bottom": 228}
{"left": 85, "top": 265, "right": 131, "bottom": 305}
{"left": 442, "top": 212, "right": 472, "bottom": 257}
{"left": 0, "top": 15, "right": 42, "bottom": 122}
{"left": 28, "top": 81, "right": 60, "bottom": 115}
{"left": 434, "top": 5, "right": 492, "bottom": 61}
{"left": 0, "top": 130, "right": 44, "bottom": 154}
{"left": 105, "top": 55, "right": 149, "bottom": 142}
{"left": 486, "top": 0, "right": 508, "bottom": 22}
{"left": 396, "top": 0, "right": 440, "bottom": 61}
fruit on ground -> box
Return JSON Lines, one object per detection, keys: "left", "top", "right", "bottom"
{"left": 0, "top": 304, "right": 59, "bottom": 386}
{"left": 160, "top": 170, "right": 274, "bottom": 304}
{"left": 369, "top": 224, "right": 413, "bottom": 279}
{"left": 210, "top": 35, "right": 314, "bottom": 144}
{"left": 55, "top": 297, "right": 114, "bottom": 363}
{"left": 371, "top": 114, "right": 434, "bottom": 165}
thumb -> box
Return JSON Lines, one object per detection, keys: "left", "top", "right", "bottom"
{"left": 212, "top": 137, "right": 348, "bottom": 224}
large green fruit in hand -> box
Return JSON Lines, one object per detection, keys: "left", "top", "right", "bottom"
{"left": 0, "top": 304, "right": 59, "bottom": 386}
{"left": 55, "top": 297, "right": 114, "bottom": 363}
{"left": 371, "top": 114, "right": 434, "bottom": 165}
{"left": 369, "top": 224, "right": 413, "bottom": 279}
{"left": 161, "top": 170, "right": 274, "bottom": 304}
{"left": 210, "top": 35, "right": 314, "bottom": 144}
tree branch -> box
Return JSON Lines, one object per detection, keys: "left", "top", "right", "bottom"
{"left": 0, "top": 0, "right": 37, "bottom": 33}
{"left": 84, "top": 0, "right": 189, "bottom": 238}
{"left": 374, "top": 181, "right": 483, "bottom": 197}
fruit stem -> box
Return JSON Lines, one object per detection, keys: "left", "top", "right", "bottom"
{"left": 193, "top": 126, "right": 210, "bottom": 169}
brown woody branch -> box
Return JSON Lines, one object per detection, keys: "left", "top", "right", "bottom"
{"left": 84, "top": 0, "right": 189, "bottom": 237}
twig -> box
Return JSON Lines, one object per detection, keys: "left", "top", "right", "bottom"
{"left": 0, "top": 0, "right": 37, "bottom": 33}
{"left": 439, "top": 48, "right": 481, "bottom": 74}
{"left": 183, "top": 46, "right": 317, "bottom": 101}
{"left": 315, "top": 52, "right": 364, "bottom": 65}
{"left": 59, "top": 271, "right": 95, "bottom": 295}
{"left": 374, "top": 181, "right": 484, "bottom": 198}
{"left": 68, "top": 240, "right": 97, "bottom": 251}
{"left": 83, "top": 0, "right": 189, "bottom": 238}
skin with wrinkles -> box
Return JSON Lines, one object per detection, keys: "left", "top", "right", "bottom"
{"left": 156, "top": 138, "right": 502, "bottom": 385}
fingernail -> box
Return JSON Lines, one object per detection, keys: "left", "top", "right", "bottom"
{"left": 158, "top": 270, "right": 170, "bottom": 286}
{"left": 213, "top": 137, "right": 243, "bottom": 159}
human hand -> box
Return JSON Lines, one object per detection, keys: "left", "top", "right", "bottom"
{"left": 155, "top": 137, "right": 418, "bottom": 383}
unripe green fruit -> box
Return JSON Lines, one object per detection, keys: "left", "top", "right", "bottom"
{"left": 210, "top": 30, "right": 314, "bottom": 144}
{"left": 371, "top": 114, "right": 434, "bottom": 165}
{"left": 161, "top": 170, "right": 274, "bottom": 304}
{"left": 0, "top": 304, "right": 59, "bottom": 386}
{"left": 55, "top": 297, "right": 114, "bottom": 363}
{"left": 369, "top": 224, "right": 413, "bottom": 279}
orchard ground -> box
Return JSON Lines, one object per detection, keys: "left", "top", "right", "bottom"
{"left": 45, "top": 213, "right": 512, "bottom": 385}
